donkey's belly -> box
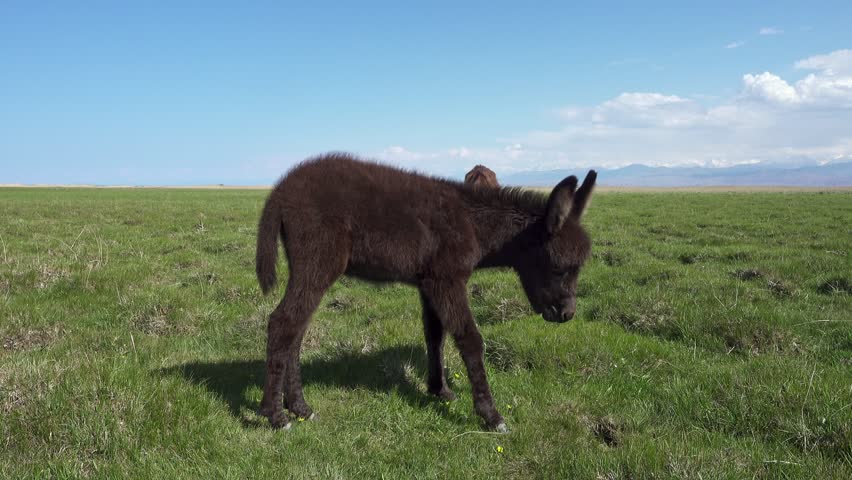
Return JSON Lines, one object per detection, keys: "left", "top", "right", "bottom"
{"left": 343, "top": 220, "right": 434, "bottom": 284}
{"left": 343, "top": 262, "right": 415, "bottom": 284}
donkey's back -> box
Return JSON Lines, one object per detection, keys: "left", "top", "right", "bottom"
{"left": 257, "top": 153, "right": 478, "bottom": 290}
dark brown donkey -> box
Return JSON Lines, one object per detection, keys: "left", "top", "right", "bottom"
{"left": 256, "top": 153, "right": 596, "bottom": 431}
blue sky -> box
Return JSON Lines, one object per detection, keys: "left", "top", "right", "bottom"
{"left": 2, "top": 1, "right": 851, "bottom": 185}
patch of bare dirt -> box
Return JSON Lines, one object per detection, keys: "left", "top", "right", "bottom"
{"left": 817, "top": 277, "right": 852, "bottom": 295}
{"left": 0, "top": 370, "right": 26, "bottom": 414}
{"left": 588, "top": 415, "right": 623, "bottom": 447}
{"left": 484, "top": 337, "right": 524, "bottom": 371}
{"left": 35, "top": 265, "right": 70, "bottom": 289}
{"left": 732, "top": 268, "right": 764, "bottom": 281}
{"left": 130, "top": 304, "right": 192, "bottom": 336}
{"left": 766, "top": 278, "right": 795, "bottom": 297}
{"left": 324, "top": 294, "right": 365, "bottom": 313}
{"left": 1, "top": 326, "right": 62, "bottom": 354}
{"left": 717, "top": 322, "right": 803, "bottom": 356}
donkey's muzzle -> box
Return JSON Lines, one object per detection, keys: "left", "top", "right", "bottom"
{"left": 543, "top": 305, "right": 574, "bottom": 323}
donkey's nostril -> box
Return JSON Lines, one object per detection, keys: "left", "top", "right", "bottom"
{"left": 542, "top": 305, "right": 560, "bottom": 322}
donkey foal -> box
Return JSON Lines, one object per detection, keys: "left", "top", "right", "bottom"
{"left": 255, "top": 153, "right": 596, "bottom": 431}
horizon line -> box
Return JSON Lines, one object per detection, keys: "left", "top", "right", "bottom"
{"left": 3, "top": 183, "right": 851, "bottom": 192}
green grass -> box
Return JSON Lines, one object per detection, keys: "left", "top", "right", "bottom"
{"left": 1, "top": 187, "right": 850, "bottom": 479}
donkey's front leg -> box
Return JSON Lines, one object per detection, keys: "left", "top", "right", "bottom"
{"left": 421, "top": 279, "right": 505, "bottom": 431}
{"left": 419, "top": 292, "right": 455, "bottom": 400}
{"left": 453, "top": 322, "right": 506, "bottom": 431}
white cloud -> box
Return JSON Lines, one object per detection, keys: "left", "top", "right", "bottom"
{"left": 741, "top": 50, "right": 852, "bottom": 107}
{"left": 379, "top": 146, "right": 426, "bottom": 160}
{"left": 759, "top": 27, "right": 783, "bottom": 35}
{"left": 376, "top": 146, "right": 438, "bottom": 165}
{"left": 795, "top": 73, "right": 852, "bottom": 106}
{"left": 742, "top": 72, "right": 800, "bottom": 104}
{"left": 603, "top": 92, "right": 689, "bottom": 108}
{"left": 553, "top": 93, "right": 714, "bottom": 130}
{"left": 555, "top": 107, "right": 582, "bottom": 120}
{"left": 794, "top": 49, "right": 852, "bottom": 75}
{"left": 376, "top": 50, "right": 852, "bottom": 174}
{"left": 725, "top": 41, "right": 746, "bottom": 49}
{"left": 448, "top": 147, "right": 472, "bottom": 158}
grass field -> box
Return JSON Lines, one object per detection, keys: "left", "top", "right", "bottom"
{"left": 1, "top": 187, "right": 850, "bottom": 478}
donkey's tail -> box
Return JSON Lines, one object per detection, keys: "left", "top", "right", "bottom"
{"left": 256, "top": 191, "right": 283, "bottom": 295}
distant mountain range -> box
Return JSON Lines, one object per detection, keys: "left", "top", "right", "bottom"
{"left": 501, "top": 161, "right": 852, "bottom": 187}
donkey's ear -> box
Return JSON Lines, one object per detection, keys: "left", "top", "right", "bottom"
{"left": 545, "top": 175, "right": 578, "bottom": 234}
{"left": 570, "top": 170, "right": 597, "bottom": 220}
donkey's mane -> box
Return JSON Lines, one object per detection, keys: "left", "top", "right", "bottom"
{"left": 459, "top": 184, "right": 549, "bottom": 213}
{"left": 306, "top": 152, "right": 550, "bottom": 213}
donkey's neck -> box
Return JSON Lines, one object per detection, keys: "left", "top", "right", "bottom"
{"left": 461, "top": 187, "right": 547, "bottom": 268}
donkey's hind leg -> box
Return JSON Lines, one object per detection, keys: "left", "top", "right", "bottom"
{"left": 259, "top": 234, "right": 348, "bottom": 429}
{"left": 257, "top": 296, "right": 294, "bottom": 428}
{"left": 259, "top": 274, "right": 337, "bottom": 428}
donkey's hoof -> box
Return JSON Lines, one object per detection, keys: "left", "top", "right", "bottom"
{"left": 296, "top": 412, "right": 317, "bottom": 423}
{"left": 287, "top": 401, "right": 313, "bottom": 420}
{"left": 495, "top": 422, "right": 509, "bottom": 434}
{"left": 270, "top": 416, "right": 292, "bottom": 430}
{"left": 432, "top": 388, "right": 456, "bottom": 401}
{"left": 262, "top": 408, "right": 292, "bottom": 430}
{"left": 256, "top": 405, "right": 274, "bottom": 418}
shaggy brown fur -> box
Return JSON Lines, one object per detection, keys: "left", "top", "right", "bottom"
{"left": 464, "top": 165, "right": 499, "bottom": 188}
{"left": 256, "top": 153, "right": 596, "bottom": 431}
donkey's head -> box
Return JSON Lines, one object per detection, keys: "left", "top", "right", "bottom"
{"left": 515, "top": 170, "right": 596, "bottom": 323}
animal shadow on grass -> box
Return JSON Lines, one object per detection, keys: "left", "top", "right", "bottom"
{"left": 160, "top": 345, "right": 468, "bottom": 428}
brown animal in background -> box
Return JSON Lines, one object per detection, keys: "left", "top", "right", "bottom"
{"left": 464, "top": 164, "right": 499, "bottom": 188}
{"left": 256, "top": 153, "right": 597, "bottom": 431}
